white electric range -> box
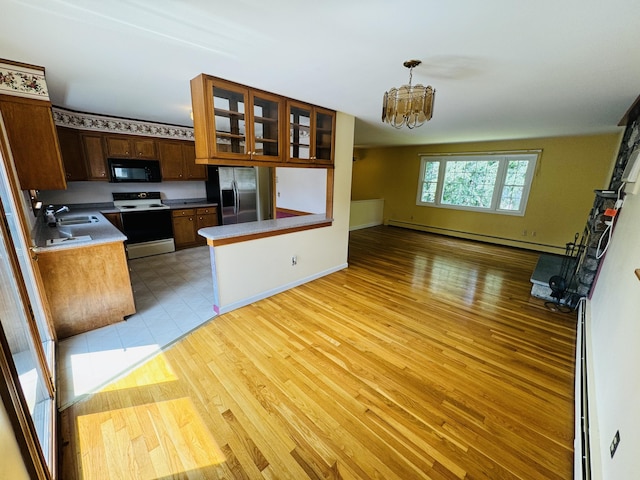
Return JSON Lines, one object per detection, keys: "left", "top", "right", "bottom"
{"left": 112, "top": 192, "right": 175, "bottom": 259}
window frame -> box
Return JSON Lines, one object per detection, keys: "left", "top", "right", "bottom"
{"left": 416, "top": 151, "right": 539, "bottom": 216}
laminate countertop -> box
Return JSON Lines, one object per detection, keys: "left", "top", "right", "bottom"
{"left": 198, "top": 214, "right": 333, "bottom": 245}
{"left": 32, "top": 208, "right": 126, "bottom": 252}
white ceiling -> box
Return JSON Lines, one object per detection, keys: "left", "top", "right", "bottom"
{"left": 1, "top": 0, "right": 639, "bottom": 147}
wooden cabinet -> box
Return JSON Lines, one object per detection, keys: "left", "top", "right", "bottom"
{"left": 191, "top": 75, "right": 284, "bottom": 165}
{"left": 158, "top": 140, "right": 206, "bottom": 180}
{"left": 287, "top": 101, "right": 335, "bottom": 165}
{"left": 105, "top": 135, "right": 157, "bottom": 159}
{"left": 0, "top": 95, "right": 67, "bottom": 190}
{"left": 172, "top": 209, "right": 197, "bottom": 248}
{"left": 102, "top": 212, "right": 123, "bottom": 233}
{"left": 80, "top": 133, "right": 108, "bottom": 180}
{"left": 38, "top": 241, "right": 136, "bottom": 339}
{"left": 172, "top": 206, "right": 218, "bottom": 249}
{"left": 56, "top": 126, "right": 88, "bottom": 181}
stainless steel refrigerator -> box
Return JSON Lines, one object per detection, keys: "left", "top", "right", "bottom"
{"left": 206, "top": 166, "right": 258, "bottom": 225}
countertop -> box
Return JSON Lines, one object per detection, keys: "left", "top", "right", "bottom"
{"left": 198, "top": 214, "right": 332, "bottom": 243}
{"left": 32, "top": 208, "right": 127, "bottom": 252}
{"left": 32, "top": 199, "right": 219, "bottom": 252}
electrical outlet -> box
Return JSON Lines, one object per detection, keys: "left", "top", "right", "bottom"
{"left": 531, "top": 231, "right": 536, "bottom": 237}
{"left": 291, "top": 255, "right": 297, "bottom": 266}
{"left": 522, "top": 229, "right": 527, "bottom": 236}
{"left": 610, "top": 430, "right": 620, "bottom": 458}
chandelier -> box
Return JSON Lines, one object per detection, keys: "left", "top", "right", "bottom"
{"left": 382, "top": 60, "right": 435, "bottom": 129}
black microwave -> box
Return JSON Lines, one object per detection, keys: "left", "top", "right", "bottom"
{"left": 108, "top": 159, "right": 162, "bottom": 183}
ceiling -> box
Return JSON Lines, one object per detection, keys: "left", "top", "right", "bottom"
{"left": 1, "top": 0, "right": 639, "bottom": 148}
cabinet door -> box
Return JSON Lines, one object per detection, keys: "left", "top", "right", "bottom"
{"left": 250, "top": 91, "right": 283, "bottom": 161}
{"left": 182, "top": 142, "right": 207, "bottom": 180}
{"left": 0, "top": 96, "right": 67, "bottom": 190}
{"left": 104, "top": 136, "right": 132, "bottom": 157}
{"left": 210, "top": 80, "right": 251, "bottom": 159}
{"left": 56, "top": 126, "right": 88, "bottom": 181}
{"left": 287, "top": 101, "right": 312, "bottom": 163}
{"left": 172, "top": 210, "right": 197, "bottom": 247}
{"left": 81, "top": 134, "right": 108, "bottom": 180}
{"left": 158, "top": 140, "right": 185, "bottom": 180}
{"left": 102, "top": 212, "right": 123, "bottom": 233}
{"left": 313, "top": 107, "right": 335, "bottom": 165}
{"left": 133, "top": 138, "right": 157, "bottom": 159}
{"left": 196, "top": 211, "right": 217, "bottom": 245}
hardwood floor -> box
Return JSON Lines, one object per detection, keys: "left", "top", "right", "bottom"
{"left": 59, "top": 226, "right": 577, "bottom": 479}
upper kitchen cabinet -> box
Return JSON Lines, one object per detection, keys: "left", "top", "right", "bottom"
{"left": 0, "top": 96, "right": 67, "bottom": 190}
{"left": 158, "top": 139, "right": 206, "bottom": 180}
{"left": 190, "top": 75, "right": 285, "bottom": 166}
{"left": 56, "top": 126, "right": 88, "bottom": 181}
{"left": 287, "top": 101, "right": 335, "bottom": 166}
{"left": 105, "top": 134, "right": 157, "bottom": 159}
{"left": 0, "top": 59, "right": 67, "bottom": 190}
{"left": 80, "top": 133, "right": 108, "bottom": 180}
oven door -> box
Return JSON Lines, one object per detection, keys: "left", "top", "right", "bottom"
{"left": 120, "top": 209, "right": 172, "bottom": 244}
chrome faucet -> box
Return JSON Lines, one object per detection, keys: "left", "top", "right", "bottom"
{"left": 45, "top": 205, "right": 69, "bottom": 226}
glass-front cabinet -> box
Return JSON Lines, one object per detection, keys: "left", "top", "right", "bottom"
{"left": 191, "top": 74, "right": 335, "bottom": 167}
{"left": 287, "top": 101, "right": 335, "bottom": 165}
{"left": 191, "top": 75, "right": 283, "bottom": 163}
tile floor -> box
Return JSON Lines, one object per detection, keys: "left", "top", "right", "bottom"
{"left": 56, "top": 245, "right": 216, "bottom": 410}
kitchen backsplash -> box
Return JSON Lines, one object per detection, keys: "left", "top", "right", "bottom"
{"left": 38, "top": 181, "right": 206, "bottom": 206}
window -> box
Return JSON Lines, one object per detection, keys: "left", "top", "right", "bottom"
{"left": 416, "top": 152, "right": 538, "bottom": 215}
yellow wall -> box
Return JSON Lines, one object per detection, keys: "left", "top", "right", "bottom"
{"left": 353, "top": 133, "right": 621, "bottom": 253}
{"left": 0, "top": 401, "right": 30, "bottom": 480}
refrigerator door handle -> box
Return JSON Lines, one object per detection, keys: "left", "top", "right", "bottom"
{"left": 233, "top": 180, "right": 238, "bottom": 215}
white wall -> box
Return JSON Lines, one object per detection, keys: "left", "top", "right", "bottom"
{"left": 275, "top": 167, "right": 327, "bottom": 214}
{"left": 588, "top": 187, "right": 640, "bottom": 478}
{"left": 37, "top": 180, "right": 206, "bottom": 205}
{"left": 214, "top": 112, "right": 353, "bottom": 310}
{"left": 349, "top": 199, "right": 384, "bottom": 230}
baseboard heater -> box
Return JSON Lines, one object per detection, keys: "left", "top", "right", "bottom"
{"left": 575, "top": 299, "right": 592, "bottom": 479}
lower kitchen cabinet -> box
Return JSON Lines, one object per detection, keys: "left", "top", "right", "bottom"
{"left": 172, "top": 206, "right": 218, "bottom": 249}
{"left": 37, "top": 241, "right": 136, "bottom": 339}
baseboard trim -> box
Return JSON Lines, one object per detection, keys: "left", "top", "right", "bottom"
{"left": 349, "top": 221, "right": 383, "bottom": 231}
{"left": 387, "top": 219, "right": 566, "bottom": 254}
{"left": 217, "top": 263, "right": 349, "bottom": 315}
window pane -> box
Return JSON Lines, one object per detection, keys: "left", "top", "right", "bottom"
{"left": 441, "top": 160, "right": 498, "bottom": 208}
{"left": 420, "top": 161, "right": 439, "bottom": 203}
{"left": 500, "top": 185, "right": 524, "bottom": 210}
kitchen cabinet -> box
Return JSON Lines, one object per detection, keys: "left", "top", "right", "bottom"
{"left": 158, "top": 140, "right": 206, "bottom": 180}
{"left": 191, "top": 75, "right": 284, "bottom": 165}
{"left": 80, "top": 133, "right": 108, "bottom": 180}
{"left": 172, "top": 209, "right": 198, "bottom": 248}
{"left": 38, "top": 241, "right": 135, "bottom": 339}
{"left": 56, "top": 126, "right": 88, "bottom": 181}
{"left": 102, "top": 212, "right": 123, "bottom": 233}
{"left": 287, "top": 101, "right": 335, "bottom": 165}
{"left": 105, "top": 135, "right": 157, "bottom": 159}
{"left": 0, "top": 94, "right": 67, "bottom": 190}
{"left": 172, "top": 206, "right": 218, "bottom": 249}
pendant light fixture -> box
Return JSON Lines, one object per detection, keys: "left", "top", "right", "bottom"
{"left": 382, "top": 60, "right": 435, "bottom": 129}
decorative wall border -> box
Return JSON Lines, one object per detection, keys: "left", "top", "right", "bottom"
{"left": 52, "top": 107, "right": 194, "bottom": 140}
{"left": 0, "top": 62, "right": 49, "bottom": 101}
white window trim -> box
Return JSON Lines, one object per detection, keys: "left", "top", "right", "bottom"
{"left": 416, "top": 151, "right": 540, "bottom": 216}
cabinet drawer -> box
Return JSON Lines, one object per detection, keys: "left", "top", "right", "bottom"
{"left": 172, "top": 209, "right": 196, "bottom": 217}
{"left": 196, "top": 207, "right": 217, "bottom": 215}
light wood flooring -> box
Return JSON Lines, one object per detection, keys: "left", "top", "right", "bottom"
{"left": 59, "top": 226, "right": 577, "bottom": 479}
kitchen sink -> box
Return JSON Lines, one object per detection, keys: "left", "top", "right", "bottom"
{"left": 57, "top": 215, "right": 99, "bottom": 226}
{"left": 46, "top": 235, "right": 92, "bottom": 246}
